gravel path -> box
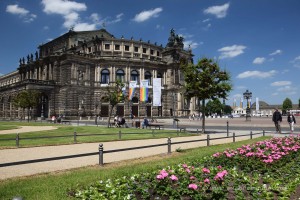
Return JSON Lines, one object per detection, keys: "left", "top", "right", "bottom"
{"left": 0, "top": 126, "right": 57, "bottom": 135}
{"left": 0, "top": 131, "right": 264, "bottom": 180}
{"left": 0, "top": 117, "right": 290, "bottom": 180}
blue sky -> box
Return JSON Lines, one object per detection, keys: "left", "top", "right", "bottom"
{"left": 1, "top": 0, "right": 300, "bottom": 106}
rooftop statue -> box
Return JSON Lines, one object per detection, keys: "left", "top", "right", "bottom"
{"left": 166, "top": 28, "right": 184, "bottom": 48}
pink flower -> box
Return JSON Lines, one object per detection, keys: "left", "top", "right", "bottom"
{"left": 182, "top": 164, "right": 188, "bottom": 168}
{"left": 159, "top": 170, "right": 168, "bottom": 178}
{"left": 202, "top": 168, "right": 210, "bottom": 174}
{"left": 170, "top": 175, "right": 178, "bottom": 181}
{"left": 185, "top": 168, "right": 191, "bottom": 173}
{"left": 190, "top": 176, "right": 196, "bottom": 180}
{"left": 213, "top": 152, "right": 220, "bottom": 157}
{"left": 156, "top": 174, "right": 164, "bottom": 180}
{"left": 217, "top": 165, "right": 222, "bottom": 170}
{"left": 188, "top": 183, "right": 198, "bottom": 190}
{"left": 204, "top": 178, "right": 210, "bottom": 184}
{"left": 214, "top": 170, "right": 228, "bottom": 182}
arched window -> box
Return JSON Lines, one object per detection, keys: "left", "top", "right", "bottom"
{"left": 116, "top": 69, "right": 125, "bottom": 82}
{"left": 131, "top": 70, "right": 139, "bottom": 83}
{"left": 157, "top": 72, "right": 162, "bottom": 78}
{"left": 144, "top": 71, "right": 152, "bottom": 85}
{"left": 157, "top": 72, "right": 163, "bottom": 85}
{"left": 101, "top": 69, "right": 110, "bottom": 84}
{"left": 132, "top": 96, "right": 139, "bottom": 103}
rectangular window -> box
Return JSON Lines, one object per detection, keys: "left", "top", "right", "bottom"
{"left": 124, "top": 45, "right": 130, "bottom": 51}
{"left": 134, "top": 46, "right": 139, "bottom": 52}
{"left": 150, "top": 49, "right": 154, "bottom": 55}
{"left": 104, "top": 44, "right": 110, "bottom": 50}
{"left": 115, "top": 44, "right": 120, "bottom": 50}
{"left": 143, "top": 48, "right": 147, "bottom": 53}
{"left": 157, "top": 51, "right": 160, "bottom": 56}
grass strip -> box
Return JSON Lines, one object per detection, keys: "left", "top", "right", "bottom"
{"left": 0, "top": 125, "right": 195, "bottom": 148}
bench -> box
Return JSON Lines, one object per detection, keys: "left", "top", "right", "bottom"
{"left": 178, "top": 127, "right": 186, "bottom": 132}
{"left": 108, "top": 122, "right": 116, "bottom": 128}
{"left": 61, "top": 120, "right": 71, "bottom": 124}
{"left": 147, "top": 123, "right": 164, "bottom": 130}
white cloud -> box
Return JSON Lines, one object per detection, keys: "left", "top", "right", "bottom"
{"left": 291, "top": 55, "right": 300, "bottom": 68}
{"left": 218, "top": 45, "right": 246, "bottom": 59}
{"left": 277, "top": 86, "right": 297, "bottom": 95}
{"left": 90, "top": 13, "right": 100, "bottom": 23}
{"left": 253, "top": 57, "right": 266, "bottom": 64}
{"left": 294, "top": 56, "right": 300, "bottom": 61}
{"left": 202, "top": 18, "right": 210, "bottom": 23}
{"left": 6, "top": 4, "right": 36, "bottom": 22}
{"left": 233, "top": 94, "right": 242, "bottom": 99}
{"left": 73, "top": 23, "right": 97, "bottom": 31}
{"left": 42, "top": 0, "right": 89, "bottom": 29}
{"left": 204, "top": 3, "right": 230, "bottom": 18}
{"left": 270, "top": 81, "right": 291, "bottom": 87}
{"left": 236, "top": 86, "right": 246, "bottom": 90}
{"left": 183, "top": 40, "right": 200, "bottom": 49}
{"left": 269, "top": 49, "right": 282, "bottom": 56}
{"left": 63, "top": 12, "right": 80, "bottom": 28}
{"left": 237, "top": 70, "right": 277, "bottom": 79}
{"left": 42, "top": 0, "right": 87, "bottom": 15}
{"left": 6, "top": 4, "right": 29, "bottom": 15}
{"left": 133, "top": 7, "right": 163, "bottom": 22}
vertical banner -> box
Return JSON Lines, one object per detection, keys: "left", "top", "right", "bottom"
{"left": 140, "top": 80, "right": 149, "bottom": 102}
{"left": 249, "top": 98, "right": 252, "bottom": 108}
{"left": 153, "top": 78, "right": 161, "bottom": 106}
{"left": 129, "top": 81, "right": 137, "bottom": 100}
{"left": 256, "top": 97, "right": 259, "bottom": 111}
{"left": 240, "top": 97, "right": 243, "bottom": 108}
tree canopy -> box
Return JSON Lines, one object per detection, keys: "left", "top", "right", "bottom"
{"left": 206, "top": 99, "right": 223, "bottom": 116}
{"left": 282, "top": 98, "right": 292, "bottom": 114}
{"left": 105, "top": 80, "right": 126, "bottom": 127}
{"left": 181, "top": 57, "right": 232, "bottom": 133}
{"left": 13, "top": 90, "right": 40, "bottom": 121}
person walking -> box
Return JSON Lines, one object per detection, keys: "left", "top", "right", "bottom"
{"left": 272, "top": 109, "right": 282, "bottom": 134}
{"left": 287, "top": 113, "right": 296, "bottom": 133}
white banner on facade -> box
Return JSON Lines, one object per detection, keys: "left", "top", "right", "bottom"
{"left": 129, "top": 81, "right": 137, "bottom": 100}
{"left": 256, "top": 97, "right": 259, "bottom": 111}
{"left": 153, "top": 78, "right": 161, "bottom": 106}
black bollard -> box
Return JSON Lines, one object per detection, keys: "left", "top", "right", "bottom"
{"left": 167, "top": 137, "right": 171, "bottom": 154}
{"left": 16, "top": 133, "right": 20, "bottom": 148}
{"left": 99, "top": 144, "right": 104, "bottom": 166}
{"left": 207, "top": 134, "right": 210, "bottom": 146}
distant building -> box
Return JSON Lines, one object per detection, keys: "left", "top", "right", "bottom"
{"left": 232, "top": 99, "right": 298, "bottom": 117}
{"left": 0, "top": 28, "right": 194, "bottom": 119}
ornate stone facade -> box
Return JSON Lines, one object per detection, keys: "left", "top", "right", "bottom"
{"left": 0, "top": 28, "right": 193, "bottom": 119}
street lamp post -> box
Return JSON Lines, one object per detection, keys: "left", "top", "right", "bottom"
{"left": 243, "top": 89, "right": 252, "bottom": 121}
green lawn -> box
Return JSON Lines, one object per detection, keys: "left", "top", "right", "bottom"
{"left": 0, "top": 137, "right": 270, "bottom": 200}
{"left": 0, "top": 122, "right": 195, "bottom": 148}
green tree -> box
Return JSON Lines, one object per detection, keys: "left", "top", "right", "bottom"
{"left": 181, "top": 57, "right": 232, "bottom": 133}
{"left": 282, "top": 98, "right": 293, "bottom": 115}
{"left": 13, "top": 90, "right": 40, "bottom": 122}
{"left": 223, "top": 105, "right": 233, "bottom": 114}
{"left": 105, "top": 80, "right": 126, "bottom": 127}
{"left": 206, "top": 99, "right": 223, "bottom": 116}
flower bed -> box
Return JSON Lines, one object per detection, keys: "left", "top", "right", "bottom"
{"left": 74, "top": 136, "right": 300, "bottom": 199}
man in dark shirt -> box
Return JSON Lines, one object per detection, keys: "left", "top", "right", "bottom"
{"left": 272, "top": 109, "right": 282, "bottom": 134}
